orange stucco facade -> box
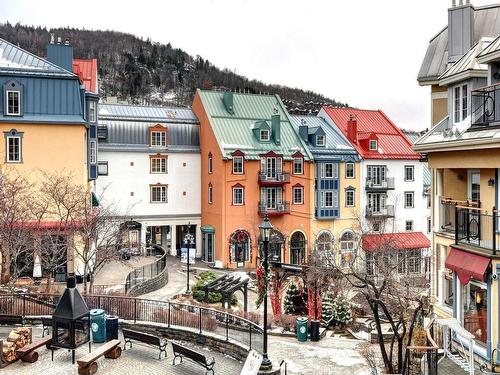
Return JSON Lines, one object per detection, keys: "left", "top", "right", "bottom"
{"left": 193, "top": 93, "right": 313, "bottom": 269}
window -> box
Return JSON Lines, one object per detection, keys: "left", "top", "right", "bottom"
{"left": 208, "top": 183, "right": 213, "bottom": 204}
{"left": 427, "top": 194, "right": 431, "bottom": 209}
{"left": 150, "top": 185, "right": 167, "bottom": 203}
{"left": 407, "top": 249, "right": 422, "bottom": 274}
{"left": 427, "top": 217, "right": 432, "bottom": 233}
{"left": 293, "top": 185, "right": 304, "bottom": 204}
{"left": 369, "top": 140, "right": 378, "bottom": 151}
{"left": 404, "top": 166, "right": 414, "bottom": 182}
{"left": 232, "top": 186, "right": 244, "bottom": 205}
{"left": 150, "top": 130, "right": 166, "bottom": 147}
{"left": 232, "top": 156, "right": 244, "bottom": 174}
{"left": 6, "top": 90, "right": 20, "bottom": 115}
{"left": 366, "top": 253, "right": 375, "bottom": 276}
{"left": 293, "top": 158, "right": 303, "bottom": 175}
{"left": 404, "top": 192, "right": 414, "bottom": 208}
{"left": 6, "top": 136, "right": 21, "bottom": 162}
{"left": 316, "top": 135, "right": 325, "bottom": 146}
{"left": 290, "top": 231, "right": 306, "bottom": 265}
{"left": 151, "top": 156, "right": 167, "bottom": 173}
{"left": 345, "top": 190, "right": 355, "bottom": 207}
{"left": 260, "top": 129, "right": 270, "bottom": 141}
{"left": 231, "top": 230, "right": 250, "bottom": 263}
{"left": 405, "top": 220, "right": 413, "bottom": 231}
{"left": 324, "top": 191, "right": 333, "bottom": 207}
{"left": 98, "top": 162, "right": 108, "bottom": 176}
{"left": 321, "top": 163, "right": 338, "bottom": 178}
{"left": 454, "top": 84, "right": 469, "bottom": 123}
{"left": 208, "top": 153, "right": 213, "bottom": 174}
{"left": 89, "top": 101, "right": 97, "bottom": 123}
{"left": 345, "top": 163, "right": 355, "bottom": 178}
{"left": 316, "top": 231, "right": 333, "bottom": 263}
{"left": 340, "top": 231, "right": 356, "bottom": 267}
{"left": 89, "top": 141, "right": 97, "bottom": 164}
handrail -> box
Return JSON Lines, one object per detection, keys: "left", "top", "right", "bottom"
{"left": 456, "top": 205, "right": 489, "bottom": 212}
{"left": 125, "top": 244, "right": 168, "bottom": 293}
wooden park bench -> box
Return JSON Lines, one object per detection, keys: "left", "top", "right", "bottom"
{"left": 122, "top": 328, "right": 167, "bottom": 360}
{"left": 171, "top": 342, "right": 215, "bottom": 375}
{"left": 77, "top": 339, "right": 121, "bottom": 375}
{"left": 0, "top": 314, "right": 24, "bottom": 326}
{"left": 15, "top": 335, "right": 52, "bottom": 363}
{"left": 41, "top": 317, "right": 52, "bottom": 337}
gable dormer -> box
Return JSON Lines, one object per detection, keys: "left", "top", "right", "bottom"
{"left": 358, "top": 133, "right": 379, "bottom": 152}
{"left": 251, "top": 120, "right": 271, "bottom": 142}
{"left": 3, "top": 79, "right": 23, "bottom": 117}
{"left": 307, "top": 126, "right": 326, "bottom": 147}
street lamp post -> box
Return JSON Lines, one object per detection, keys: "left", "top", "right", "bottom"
{"left": 259, "top": 215, "right": 273, "bottom": 370}
{"left": 184, "top": 222, "right": 195, "bottom": 295}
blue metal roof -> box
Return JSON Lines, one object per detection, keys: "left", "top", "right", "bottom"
{"left": 290, "top": 115, "right": 359, "bottom": 161}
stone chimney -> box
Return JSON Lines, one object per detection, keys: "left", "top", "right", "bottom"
{"left": 347, "top": 114, "right": 358, "bottom": 144}
{"left": 448, "top": 0, "right": 475, "bottom": 63}
{"left": 46, "top": 35, "right": 74, "bottom": 72}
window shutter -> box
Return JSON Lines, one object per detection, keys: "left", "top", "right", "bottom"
{"left": 260, "top": 187, "right": 266, "bottom": 204}
{"left": 277, "top": 157, "right": 283, "bottom": 174}
{"left": 367, "top": 166, "right": 372, "bottom": 180}
{"left": 382, "top": 167, "right": 386, "bottom": 180}
{"left": 333, "top": 191, "right": 339, "bottom": 207}
{"left": 320, "top": 192, "right": 325, "bottom": 207}
{"left": 333, "top": 163, "right": 339, "bottom": 179}
{"left": 260, "top": 158, "right": 265, "bottom": 173}
{"left": 320, "top": 163, "right": 325, "bottom": 179}
{"left": 277, "top": 188, "right": 283, "bottom": 204}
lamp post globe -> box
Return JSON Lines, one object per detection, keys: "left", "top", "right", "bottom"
{"left": 259, "top": 214, "right": 273, "bottom": 370}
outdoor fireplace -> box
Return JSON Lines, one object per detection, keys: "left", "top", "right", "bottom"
{"left": 51, "top": 276, "right": 91, "bottom": 363}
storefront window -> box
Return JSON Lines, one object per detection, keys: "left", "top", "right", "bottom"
{"left": 462, "top": 280, "right": 487, "bottom": 345}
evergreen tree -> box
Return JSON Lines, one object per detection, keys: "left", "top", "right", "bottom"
{"left": 320, "top": 294, "right": 334, "bottom": 327}
{"left": 284, "top": 283, "right": 301, "bottom": 314}
{"left": 332, "top": 298, "right": 353, "bottom": 328}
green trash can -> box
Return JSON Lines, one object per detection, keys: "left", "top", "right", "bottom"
{"left": 90, "top": 309, "right": 106, "bottom": 343}
{"left": 296, "top": 317, "right": 308, "bottom": 342}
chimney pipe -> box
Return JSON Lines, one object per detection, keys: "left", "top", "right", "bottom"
{"left": 347, "top": 114, "right": 358, "bottom": 144}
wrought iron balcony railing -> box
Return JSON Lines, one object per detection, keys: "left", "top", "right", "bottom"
{"left": 439, "top": 197, "right": 480, "bottom": 235}
{"left": 472, "top": 83, "right": 500, "bottom": 127}
{"left": 365, "top": 205, "right": 395, "bottom": 218}
{"left": 258, "top": 171, "right": 290, "bottom": 184}
{"left": 258, "top": 201, "right": 290, "bottom": 216}
{"left": 365, "top": 177, "right": 395, "bottom": 190}
{"left": 455, "top": 206, "right": 499, "bottom": 254}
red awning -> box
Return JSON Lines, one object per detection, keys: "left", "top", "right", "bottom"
{"left": 362, "top": 232, "right": 431, "bottom": 252}
{"left": 445, "top": 247, "right": 491, "bottom": 285}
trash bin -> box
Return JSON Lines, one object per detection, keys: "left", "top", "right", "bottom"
{"left": 296, "top": 317, "right": 308, "bottom": 342}
{"left": 90, "top": 309, "right": 106, "bottom": 343}
{"left": 105, "top": 315, "right": 119, "bottom": 341}
{"left": 310, "top": 319, "right": 320, "bottom": 341}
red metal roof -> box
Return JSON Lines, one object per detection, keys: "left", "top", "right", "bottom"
{"left": 362, "top": 232, "right": 430, "bottom": 252}
{"left": 73, "top": 58, "right": 98, "bottom": 94}
{"left": 445, "top": 246, "right": 490, "bottom": 284}
{"left": 321, "top": 107, "right": 421, "bottom": 159}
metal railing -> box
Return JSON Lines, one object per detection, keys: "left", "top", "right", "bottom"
{"left": 365, "top": 177, "right": 395, "bottom": 190}
{"left": 471, "top": 83, "right": 500, "bottom": 127}
{"left": 456, "top": 206, "right": 499, "bottom": 254}
{"left": 439, "top": 198, "right": 480, "bottom": 235}
{"left": 125, "top": 245, "right": 168, "bottom": 293}
{"left": 365, "top": 205, "right": 395, "bottom": 218}
{"left": 0, "top": 293, "right": 264, "bottom": 353}
{"left": 258, "top": 201, "right": 290, "bottom": 215}
{"left": 258, "top": 171, "right": 290, "bottom": 184}
{"left": 404, "top": 320, "right": 439, "bottom": 375}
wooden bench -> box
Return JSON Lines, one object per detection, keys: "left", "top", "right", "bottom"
{"left": 122, "top": 328, "right": 167, "bottom": 360}
{"left": 0, "top": 314, "right": 24, "bottom": 326}
{"left": 41, "top": 317, "right": 52, "bottom": 337}
{"left": 15, "top": 335, "right": 52, "bottom": 363}
{"left": 171, "top": 342, "right": 215, "bottom": 375}
{"left": 77, "top": 339, "right": 121, "bottom": 375}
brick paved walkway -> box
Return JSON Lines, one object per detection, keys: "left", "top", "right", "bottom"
{"left": 1, "top": 326, "right": 242, "bottom": 375}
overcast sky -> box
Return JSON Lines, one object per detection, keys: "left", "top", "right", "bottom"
{"left": 0, "top": 0, "right": 495, "bottom": 130}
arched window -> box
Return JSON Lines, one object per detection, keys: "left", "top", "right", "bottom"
{"left": 230, "top": 230, "right": 250, "bottom": 264}
{"left": 340, "top": 230, "right": 356, "bottom": 267}
{"left": 315, "top": 231, "right": 333, "bottom": 264}
{"left": 290, "top": 231, "right": 306, "bottom": 265}
{"left": 260, "top": 229, "right": 285, "bottom": 263}
{"left": 208, "top": 152, "right": 213, "bottom": 174}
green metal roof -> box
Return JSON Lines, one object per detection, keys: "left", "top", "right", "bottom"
{"left": 197, "top": 90, "right": 312, "bottom": 160}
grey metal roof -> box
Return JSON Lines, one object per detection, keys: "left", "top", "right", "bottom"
{"left": 290, "top": 115, "right": 359, "bottom": 161}
{"left": 98, "top": 103, "right": 198, "bottom": 123}
{"left": 418, "top": 4, "right": 500, "bottom": 84}
{"left": 477, "top": 33, "right": 500, "bottom": 62}
{"left": 0, "top": 38, "right": 74, "bottom": 77}
{"left": 98, "top": 103, "right": 199, "bottom": 150}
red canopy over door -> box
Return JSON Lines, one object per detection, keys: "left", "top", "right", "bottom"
{"left": 445, "top": 246, "right": 491, "bottom": 285}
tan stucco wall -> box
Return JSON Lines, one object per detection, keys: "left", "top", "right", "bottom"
{"left": 429, "top": 149, "right": 500, "bottom": 169}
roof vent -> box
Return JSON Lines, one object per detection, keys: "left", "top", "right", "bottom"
{"left": 222, "top": 91, "right": 234, "bottom": 115}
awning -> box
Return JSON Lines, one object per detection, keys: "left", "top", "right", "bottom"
{"left": 445, "top": 246, "right": 491, "bottom": 285}
{"left": 201, "top": 225, "right": 215, "bottom": 234}
{"left": 362, "top": 232, "right": 431, "bottom": 252}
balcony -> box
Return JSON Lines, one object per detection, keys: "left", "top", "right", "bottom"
{"left": 455, "top": 206, "right": 499, "bottom": 253}
{"left": 258, "top": 171, "right": 290, "bottom": 186}
{"left": 438, "top": 198, "right": 479, "bottom": 236}
{"left": 471, "top": 83, "right": 500, "bottom": 127}
{"left": 365, "top": 205, "right": 394, "bottom": 218}
{"left": 258, "top": 201, "right": 290, "bottom": 216}
{"left": 365, "top": 177, "right": 395, "bottom": 191}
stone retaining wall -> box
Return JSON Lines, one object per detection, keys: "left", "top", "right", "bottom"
{"left": 127, "top": 263, "right": 169, "bottom": 297}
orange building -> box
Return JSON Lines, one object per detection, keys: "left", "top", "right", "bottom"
{"left": 193, "top": 90, "right": 314, "bottom": 269}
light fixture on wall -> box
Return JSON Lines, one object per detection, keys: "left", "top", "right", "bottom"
{"left": 457, "top": 174, "right": 464, "bottom": 181}
{"left": 489, "top": 178, "right": 495, "bottom": 187}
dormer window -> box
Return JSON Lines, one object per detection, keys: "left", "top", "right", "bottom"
{"left": 316, "top": 135, "right": 325, "bottom": 147}
{"left": 149, "top": 125, "right": 167, "bottom": 147}
{"left": 453, "top": 84, "right": 468, "bottom": 123}
{"left": 6, "top": 91, "right": 20, "bottom": 115}
{"left": 260, "top": 129, "right": 270, "bottom": 141}
{"left": 369, "top": 140, "right": 378, "bottom": 151}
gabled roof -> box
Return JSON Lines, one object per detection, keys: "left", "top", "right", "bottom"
{"left": 196, "top": 90, "right": 312, "bottom": 160}
{"left": 320, "top": 107, "right": 420, "bottom": 160}
{"left": 438, "top": 38, "right": 491, "bottom": 86}
{"left": 477, "top": 34, "right": 500, "bottom": 63}
{"left": 73, "top": 58, "right": 98, "bottom": 93}
{"left": 290, "top": 115, "right": 358, "bottom": 160}
{"left": 418, "top": 3, "right": 500, "bottom": 84}
{"left": 0, "top": 38, "right": 74, "bottom": 77}
{"left": 363, "top": 232, "right": 430, "bottom": 252}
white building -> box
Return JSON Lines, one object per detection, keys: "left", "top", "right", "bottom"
{"left": 96, "top": 104, "right": 201, "bottom": 257}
